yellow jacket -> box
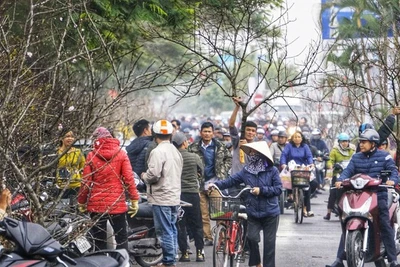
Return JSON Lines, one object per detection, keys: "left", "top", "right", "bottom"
{"left": 57, "top": 147, "right": 85, "bottom": 189}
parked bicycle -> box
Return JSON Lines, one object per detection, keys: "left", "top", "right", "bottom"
{"left": 208, "top": 185, "right": 252, "bottom": 267}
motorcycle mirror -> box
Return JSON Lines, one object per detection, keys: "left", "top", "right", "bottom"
{"left": 39, "top": 192, "right": 48, "bottom": 202}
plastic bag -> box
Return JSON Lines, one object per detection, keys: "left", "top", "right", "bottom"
{"left": 280, "top": 169, "right": 292, "bottom": 190}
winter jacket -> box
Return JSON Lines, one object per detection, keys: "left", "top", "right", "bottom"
{"left": 142, "top": 141, "right": 183, "bottom": 206}
{"left": 270, "top": 142, "right": 286, "bottom": 166}
{"left": 280, "top": 143, "right": 314, "bottom": 166}
{"left": 56, "top": 147, "right": 85, "bottom": 189}
{"left": 188, "top": 138, "right": 232, "bottom": 182}
{"left": 214, "top": 166, "right": 282, "bottom": 218}
{"left": 310, "top": 139, "right": 329, "bottom": 154}
{"left": 126, "top": 136, "right": 152, "bottom": 175}
{"left": 78, "top": 138, "right": 139, "bottom": 214}
{"left": 338, "top": 149, "right": 398, "bottom": 184}
{"left": 179, "top": 148, "right": 204, "bottom": 193}
{"left": 327, "top": 143, "right": 356, "bottom": 176}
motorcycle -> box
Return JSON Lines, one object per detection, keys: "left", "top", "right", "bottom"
{"left": 329, "top": 160, "right": 350, "bottom": 216}
{"left": 314, "top": 150, "right": 330, "bottom": 185}
{"left": 127, "top": 194, "right": 192, "bottom": 267}
{"left": 337, "top": 172, "right": 400, "bottom": 267}
{"left": 0, "top": 216, "right": 130, "bottom": 266}
{"left": 127, "top": 199, "right": 162, "bottom": 267}
{"left": 9, "top": 187, "right": 98, "bottom": 259}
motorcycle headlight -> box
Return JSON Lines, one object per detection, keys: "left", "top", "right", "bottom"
{"left": 350, "top": 178, "right": 369, "bottom": 189}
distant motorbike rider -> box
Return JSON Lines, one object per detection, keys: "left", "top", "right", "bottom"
{"left": 310, "top": 128, "right": 329, "bottom": 189}
{"left": 326, "top": 129, "right": 399, "bottom": 267}
{"left": 323, "top": 133, "right": 356, "bottom": 220}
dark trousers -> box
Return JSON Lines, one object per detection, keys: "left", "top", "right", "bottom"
{"left": 336, "top": 191, "right": 397, "bottom": 262}
{"left": 178, "top": 193, "right": 204, "bottom": 252}
{"left": 90, "top": 213, "right": 128, "bottom": 251}
{"left": 247, "top": 215, "right": 279, "bottom": 267}
{"left": 327, "top": 176, "right": 339, "bottom": 210}
{"left": 303, "top": 189, "right": 311, "bottom": 212}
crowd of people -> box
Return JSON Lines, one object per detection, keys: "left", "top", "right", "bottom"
{"left": 5, "top": 100, "right": 400, "bottom": 267}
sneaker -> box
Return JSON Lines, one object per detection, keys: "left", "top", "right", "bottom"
{"left": 204, "top": 239, "right": 213, "bottom": 246}
{"left": 179, "top": 251, "right": 190, "bottom": 262}
{"left": 390, "top": 261, "right": 400, "bottom": 267}
{"left": 196, "top": 249, "right": 205, "bottom": 262}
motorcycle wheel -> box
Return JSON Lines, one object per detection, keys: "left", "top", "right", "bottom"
{"left": 134, "top": 254, "right": 163, "bottom": 267}
{"left": 346, "top": 230, "right": 365, "bottom": 267}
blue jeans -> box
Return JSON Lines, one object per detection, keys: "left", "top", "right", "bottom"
{"left": 153, "top": 205, "right": 178, "bottom": 266}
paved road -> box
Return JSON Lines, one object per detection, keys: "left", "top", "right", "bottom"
{"left": 175, "top": 187, "right": 379, "bottom": 267}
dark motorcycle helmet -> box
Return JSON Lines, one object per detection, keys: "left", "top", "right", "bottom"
{"left": 359, "top": 129, "right": 380, "bottom": 144}
{"left": 358, "top": 123, "right": 374, "bottom": 136}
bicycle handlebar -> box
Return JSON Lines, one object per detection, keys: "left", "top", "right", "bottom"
{"left": 209, "top": 185, "right": 252, "bottom": 198}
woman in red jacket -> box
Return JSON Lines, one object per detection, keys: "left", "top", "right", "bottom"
{"left": 78, "top": 127, "right": 139, "bottom": 251}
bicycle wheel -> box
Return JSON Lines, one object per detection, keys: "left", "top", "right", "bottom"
{"left": 298, "top": 189, "right": 304, "bottom": 224}
{"left": 293, "top": 187, "right": 299, "bottom": 223}
{"left": 213, "top": 224, "right": 229, "bottom": 267}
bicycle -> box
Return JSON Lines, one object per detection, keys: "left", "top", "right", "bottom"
{"left": 290, "top": 168, "right": 312, "bottom": 224}
{"left": 208, "top": 185, "right": 252, "bottom": 267}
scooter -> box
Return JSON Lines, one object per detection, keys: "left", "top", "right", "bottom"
{"left": 337, "top": 172, "right": 400, "bottom": 267}
{"left": 0, "top": 216, "right": 130, "bottom": 266}
{"left": 127, "top": 194, "right": 192, "bottom": 267}
{"left": 127, "top": 200, "right": 163, "bottom": 267}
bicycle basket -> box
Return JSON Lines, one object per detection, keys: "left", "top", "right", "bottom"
{"left": 291, "top": 170, "right": 311, "bottom": 188}
{"left": 209, "top": 197, "right": 241, "bottom": 221}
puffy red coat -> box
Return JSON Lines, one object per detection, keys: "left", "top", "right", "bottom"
{"left": 78, "top": 138, "right": 139, "bottom": 214}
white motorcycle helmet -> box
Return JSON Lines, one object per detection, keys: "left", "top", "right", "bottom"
{"left": 153, "top": 120, "right": 174, "bottom": 135}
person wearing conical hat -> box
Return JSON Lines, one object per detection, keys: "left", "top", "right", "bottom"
{"left": 209, "top": 141, "right": 281, "bottom": 267}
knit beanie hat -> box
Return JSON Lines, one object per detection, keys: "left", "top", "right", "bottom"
{"left": 92, "top": 127, "right": 112, "bottom": 139}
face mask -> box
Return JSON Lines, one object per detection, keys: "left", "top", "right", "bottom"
{"left": 312, "top": 135, "right": 321, "bottom": 140}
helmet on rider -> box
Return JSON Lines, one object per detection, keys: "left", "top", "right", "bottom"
{"left": 311, "top": 128, "right": 321, "bottom": 135}
{"left": 270, "top": 129, "right": 279, "bottom": 136}
{"left": 337, "top": 133, "right": 350, "bottom": 142}
{"left": 278, "top": 131, "right": 287, "bottom": 138}
{"left": 358, "top": 123, "right": 374, "bottom": 136}
{"left": 359, "top": 129, "right": 380, "bottom": 144}
{"left": 311, "top": 128, "right": 322, "bottom": 140}
{"left": 153, "top": 120, "right": 174, "bottom": 135}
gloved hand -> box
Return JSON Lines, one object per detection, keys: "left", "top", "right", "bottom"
{"left": 78, "top": 203, "right": 87, "bottom": 213}
{"left": 128, "top": 200, "right": 139, "bottom": 218}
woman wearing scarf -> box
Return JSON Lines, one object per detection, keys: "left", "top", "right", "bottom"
{"left": 209, "top": 141, "right": 282, "bottom": 267}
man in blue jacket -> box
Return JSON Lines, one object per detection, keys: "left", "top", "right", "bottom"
{"left": 126, "top": 119, "right": 153, "bottom": 191}
{"left": 326, "top": 129, "right": 399, "bottom": 267}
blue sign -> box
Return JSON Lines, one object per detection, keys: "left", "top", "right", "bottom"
{"left": 321, "top": 0, "right": 392, "bottom": 39}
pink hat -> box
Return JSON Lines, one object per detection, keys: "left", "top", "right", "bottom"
{"left": 92, "top": 127, "right": 112, "bottom": 139}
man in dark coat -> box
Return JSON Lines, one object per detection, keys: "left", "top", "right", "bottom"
{"left": 126, "top": 119, "right": 153, "bottom": 192}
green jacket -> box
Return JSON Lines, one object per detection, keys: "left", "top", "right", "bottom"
{"left": 327, "top": 143, "right": 356, "bottom": 176}
{"left": 179, "top": 148, "right": 204, "bottom": 193}
{"left": 188, "top": 138, "right": 232, "bottom": 182}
